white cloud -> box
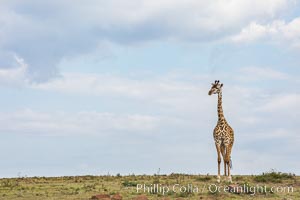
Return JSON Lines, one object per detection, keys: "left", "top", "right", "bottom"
{"left": 231, "top": 22, "right": 269, "bottom": 42}
{"left": 0, "top": 55, "right": 28, "bottom": 86}
{"left": 28, "top": 70, "right": 299, "bottom": 120}
{"left": 0, "top": 0, "right": 296, "bottom": 80}
{"left": 0, "top": 109, "right": 178, "bottom": 135}
{"left": 231, "top": 17, "right": 300, "bottom": 49}
{"left": 19, "top": 70, "right": 300, "bottom": 141}
{"left": 0, "top": 69, "right": 299, "bottom": 174}
{"left": 259, "top": 94, "right": 300, "bottom": 112}
{"left": 238, "top": 66, "right": 289, "bottom": 81}
{"left": 30, "top": 72, "right": 211, "bottom": 116}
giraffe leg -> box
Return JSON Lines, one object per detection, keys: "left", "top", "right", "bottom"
{"left": 220, "top": 144, "right": 226, "bottom": 176}
{"left": 215, "top": 143, "right": 221, "bottom": 183}
{"left": 225, "top": 145, "right": 233, "bottom": 183}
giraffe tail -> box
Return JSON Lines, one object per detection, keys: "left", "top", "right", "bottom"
{"left": 229, "top": 156, "right": 233, "bottom": 169}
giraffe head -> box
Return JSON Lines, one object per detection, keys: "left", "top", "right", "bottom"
{"left": 208, "top": 80, "right": 223, "bottom": 95}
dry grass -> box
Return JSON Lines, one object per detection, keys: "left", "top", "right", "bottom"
{"left": 0, "top": 172, "right": 299, "bottom": 200}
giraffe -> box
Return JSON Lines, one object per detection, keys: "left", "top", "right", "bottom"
{"left": 208, "top": 80, "right": 234, "bottom": 183}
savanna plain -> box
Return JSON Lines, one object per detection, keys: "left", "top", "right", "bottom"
{"left": 0, "top": 171, "right": 298, "bottom": 200}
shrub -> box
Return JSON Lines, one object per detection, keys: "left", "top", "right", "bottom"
{"left": 254, "top": 170, "right": 294, "bottom": 183}
{"left": 122, "top": 180, "right": 137, "bottom": 187}
{"left": 195, "top": 176, "right": 212, "bottom": 181}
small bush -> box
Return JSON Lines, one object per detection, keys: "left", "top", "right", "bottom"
{"left": 153, "top": 178, "right": 160, "bottom": 184}
{"left": 254, "top": 170, "right": 294, "bottom": 183}
{"left": 122, "top": 180, "right": 138, "bottom": 187}
{"left": 175, "top": 189, "right": 194, "bottom": 198}
{"left": 195, "top": 176, "right": 212, "bottom": 181}
{"left": 234, "top": 176, "right": 244, "bottom": 181}
{"left": 1, "top": 179, "right": 19, "bottom": 188}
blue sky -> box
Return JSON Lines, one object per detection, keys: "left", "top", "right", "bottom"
{"left": 0, "top": 0, "right": 299, "bottom": 177}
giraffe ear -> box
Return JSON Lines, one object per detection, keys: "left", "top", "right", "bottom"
{"left": 220, "top": 83, "right": 223, "bottom": 87}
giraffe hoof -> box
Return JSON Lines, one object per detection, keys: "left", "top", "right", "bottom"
{"left": 227, "top": 176, "right": 232, "bottom": 183}
{"left": 217, "top": 175, "right": 221, "bottom": 183}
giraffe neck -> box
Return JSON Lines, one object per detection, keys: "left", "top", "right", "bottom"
{"left": 217, "top": 92, "right": 225, "bottom": 121}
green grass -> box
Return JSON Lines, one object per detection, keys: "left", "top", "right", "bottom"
{"left": 0, "top": 172, "right": 298, "bottom": 200}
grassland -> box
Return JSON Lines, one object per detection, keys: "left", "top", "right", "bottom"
{"left": 0, "top": 171, "right": 299, "bottom": 200}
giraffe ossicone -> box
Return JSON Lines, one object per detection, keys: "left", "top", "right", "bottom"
{"left": 208, "top": 80, "right": 234, "bottom": 183}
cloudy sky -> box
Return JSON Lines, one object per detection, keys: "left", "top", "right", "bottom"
{"left": 0, "top": 0, "right": 299, "bottom": 177}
